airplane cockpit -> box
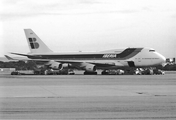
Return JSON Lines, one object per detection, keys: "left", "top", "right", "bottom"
{"left": 149, "top": 49, "right": 155, "bottom": 52}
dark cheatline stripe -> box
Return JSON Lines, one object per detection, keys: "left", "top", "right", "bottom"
{"left": 28, "top": 48, "right": 143, "bottom": 60}
{"left": 120, "top": 48, "right": 143, "bottom": 60}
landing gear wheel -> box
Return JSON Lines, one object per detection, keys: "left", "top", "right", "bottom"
{"left": 84, "top": 71, "right": 97, "bottom": 75}
{"left": 101, "top": 71, "right": 109, "bottom": 75}
{"left": 101, "top": 70, "right": 109, "bottom": 75}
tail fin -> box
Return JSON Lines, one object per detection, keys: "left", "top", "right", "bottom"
{"left": 24, "top": 29, "right": 53, "bottom": 53}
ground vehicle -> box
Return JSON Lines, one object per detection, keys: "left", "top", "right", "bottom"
{"left": 134, "top": 68, "right": 165, "bottom": 75}
{"left": 68, "top": 70, "right": 75, "bottom": 75}
{"left": 11, "top": 71, "right": 20, "bottom": 75}
{"left": 102, "top": 69, "right": 124, "bottom": 75}
{"left": 11, "top": 69, "right": 75, "bottom": 75}
{"left": 134, "top": 68, "right": 151, "bottom": 75}
{"left": 135, "top": 68, "right": 142, "bottom": 75}
{"left": 44, "top": 69, "right": 75, "bottom": 75}
{"left": 11, "top": 70, "right": 34, "bottom": 75}
{"left": 153, "top": 69, "right": 165, "bottom": 75}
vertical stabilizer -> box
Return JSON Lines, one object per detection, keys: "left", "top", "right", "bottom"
{"left": 24, "top": 29, "right": 53, "bottom": 53}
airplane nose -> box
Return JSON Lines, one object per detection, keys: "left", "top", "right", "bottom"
{"left": 154, "top": 52, "right": 166, "bottom": 65}
{"left": 157, "top": 52, "right": 166, "bottom": 65}
{"left": 161, "top": 56, "right": 166, "bottom": 67}
{"left": 159, "top": 54, "right": 166, "bottom": 62}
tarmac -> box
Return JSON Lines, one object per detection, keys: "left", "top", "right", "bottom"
{"left": 0, "top": 72, "right": 176, "bottom": 119}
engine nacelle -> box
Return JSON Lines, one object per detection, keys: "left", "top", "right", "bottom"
{"left": 49, "top": 62, "right": 62, "bottom": 70}
{"left": 62, "top": 63, "right": 71, "bottom": 69}
{"left": 85, "top": 64, "right": 96, "bottom": 72}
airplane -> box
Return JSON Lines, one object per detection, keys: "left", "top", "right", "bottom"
{"left": 5, "top": 29, "right": 166, "bottom": 75}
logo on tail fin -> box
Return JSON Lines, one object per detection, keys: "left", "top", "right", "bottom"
{"left": 28, "top": 38, "right": 39, "bottom": 49}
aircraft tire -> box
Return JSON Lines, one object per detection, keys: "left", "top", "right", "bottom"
{"left": 84, "top": 71, "right": 97, "bottom": 75}
{"left": 101, "top": 71, "right": 108, "bottom": 75}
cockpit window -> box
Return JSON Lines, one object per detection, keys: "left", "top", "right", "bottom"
{"left": 149, "top": 50, "right": 155, "bottom": 52}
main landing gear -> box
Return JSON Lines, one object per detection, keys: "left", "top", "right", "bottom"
{"left": 84, "top": 71, "right": 97, "bottom": 75}
{"left": 101, "top": 70, "right": 109, "bottom": 75}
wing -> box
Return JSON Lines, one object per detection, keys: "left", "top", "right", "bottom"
{"left": 5, "top": 54, "right": 125, "bottom": 70}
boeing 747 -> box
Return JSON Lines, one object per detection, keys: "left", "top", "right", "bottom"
{"left": 6, "top": 29, "right": 166, "bottom": 75}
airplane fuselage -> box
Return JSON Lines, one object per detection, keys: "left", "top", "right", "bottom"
{"left": 27, "top": 47, "right": 165, "bottom": 69}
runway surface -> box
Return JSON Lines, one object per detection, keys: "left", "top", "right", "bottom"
{"left": 0, "top": 73, "right": 176, "bottom": 119}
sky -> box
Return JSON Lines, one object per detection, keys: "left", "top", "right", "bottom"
{"left": 0, "top": 0, "right": 176, "bottom": 58}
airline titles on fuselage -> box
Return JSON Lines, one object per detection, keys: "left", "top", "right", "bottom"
{"left": 102, "top": 54, "right": 117, "bottom": 58}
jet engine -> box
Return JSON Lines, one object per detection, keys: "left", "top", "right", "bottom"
{"left": 62, "top": 63, "right": 71, "bottom": 69}
{"left": 85, "top": 64, "right": 96, "bottom": 72}
{"left": 49, "top": 62, "right": 63, "bottom": 70}
{"left": 62, "top": 63, "right": 72, "bottom": 69}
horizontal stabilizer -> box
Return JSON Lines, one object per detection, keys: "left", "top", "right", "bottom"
{"left": 10, "top": 52, "right": 33, "bottom": 57}
{"left": 4, "top": 55, "right": 16, "bottom": 60}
